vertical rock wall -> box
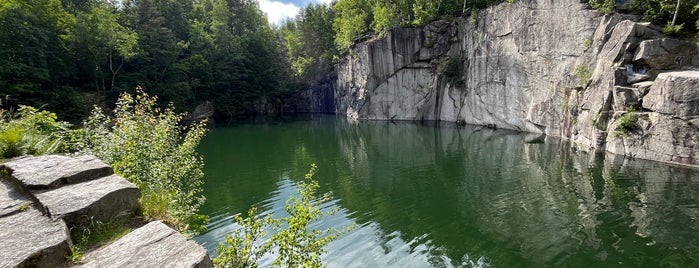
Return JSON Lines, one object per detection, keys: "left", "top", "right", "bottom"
{"left": 335, "top": 0, "right": 699, "bottom": 167}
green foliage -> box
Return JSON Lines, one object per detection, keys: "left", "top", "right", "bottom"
{"left": 412, "top": 0, "right": 439, "bottom": 25}
{"left": 589, "top": 0, "right": 615, "bottom": 14}
{"left": 663, "top": 22, "right": 684, "bottom": 34}
{"left": 333, "top": 0, "right": 372, "bottom": 51}
{"left": 575, "top": 65, "right": 592, "bottom": 87}
{"left": 470, "top": 9, "right": 478, "bottom": 26}
{"left": 583, "top": 37, "right": 593, "bottom": 50}
{"left": 77, "top": 89, "right": 207, "bottom": 234}
{"left": 371, "top": 2, "right": 397, "bottom": 35}
{"left": 615, "top": 109, "right": 639, "bottom": 135}
{"left": 214, "top": 207, "right": 272, "bottom": 268}
{"left": 0, "top": 106, "right": 72, "bottom": 159}
{"left": 631, "top": 0, "right": 699, "bottom": 33}
{"left": 68, "top": 216, "right": 131, "bottom": 262}
{"left": 443, "top": 56, "right": 464, "bottom": 87}
{"left": 214, "top": 164, "right": 354, "bottom": 268}
{"left": 282, "top": 3, "right": 338, "bottom": 82}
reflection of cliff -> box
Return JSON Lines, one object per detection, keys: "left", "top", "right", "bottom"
{"left": 330, "top": 120, "right": 699, "bottom": 266}
{"left": 335, "top": 0, "right": 699, "bottom": 168}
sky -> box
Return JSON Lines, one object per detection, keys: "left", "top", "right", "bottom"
{"left": 257, "top": 0, "right": 333, "bottom": 25}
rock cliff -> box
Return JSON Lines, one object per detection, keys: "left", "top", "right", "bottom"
{"left": 335, "top": 0, "right": 699, "bottom": 167}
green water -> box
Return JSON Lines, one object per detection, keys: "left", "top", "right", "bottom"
{"left": 193, "top": 115, "right": 699, "bottom": 267}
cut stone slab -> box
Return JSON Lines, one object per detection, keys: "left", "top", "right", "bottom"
{"left": 78, "top": 221, "right": 213, "bottom": 268}
{"left": 34, "top": 174, "right": 139, "bottom": 226}
{"left": 0, "top": 179, "right": 33, "bottom": 217}
{"left": 1, "top": 155, "right": 113, "bottom": 189}
{"left": 0, "top": 208, "right": 71, "bottom": 268}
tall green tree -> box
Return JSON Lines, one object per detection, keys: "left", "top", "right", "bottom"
{"left": 0, "top": 0, "right": 76, "bottom": 112}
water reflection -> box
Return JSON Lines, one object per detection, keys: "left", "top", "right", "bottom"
{"left": 195, "top": 116, "right": 699, "bottom": 267}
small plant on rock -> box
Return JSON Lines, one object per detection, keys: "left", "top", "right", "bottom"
{"left": 575, "top": 65, "right": 592, "bottom": 87}
{"left": 615, "top": 108, "right": 639, "bottom": 135}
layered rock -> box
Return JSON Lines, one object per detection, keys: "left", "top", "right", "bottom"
{"left": 335, "top": 0, "right": 699, "bottom": 167}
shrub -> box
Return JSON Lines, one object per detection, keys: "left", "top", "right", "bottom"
{"left": 615, "top": 109, "right": 639, "bottom": 135}
{"left": 662, "top": 22, "right": 684, "bottom": 35}
{"left": 589, "top": 0, "right": 615, "bottom": 14}
{"left": 0, "top": 106, "right": 72, "bottom": 159}
{"left": 77, "top": 88, "right": 207, "bottom": 234}
{"left": 443, "top": 56, "right": 464, "bottom": 87}
{"left": 214, "top": 164, "right": 354, "bottom": 268}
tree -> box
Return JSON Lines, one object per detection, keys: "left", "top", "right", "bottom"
{"left": 73, "top": 1, "right": 138, "bottom": 93}
{"left": 0, "top": 0, "right": 76, "bottom": 110}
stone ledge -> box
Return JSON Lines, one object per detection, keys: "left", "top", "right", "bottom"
{"left": 77, "top": 221, "right": 213, "bottom": 268}
{"left": 34, "top": 174, "right": 140, "bottom": 227}
{"left": 1, "top": 155, "right": 113, "bottom": 189}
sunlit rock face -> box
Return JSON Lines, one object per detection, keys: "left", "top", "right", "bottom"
{"left": 335, "top": 0, "right": 699, "bottom": 167}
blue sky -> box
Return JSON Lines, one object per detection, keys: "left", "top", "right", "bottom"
{"left": 257, "top": 0, "right": 333, "bottom": 24}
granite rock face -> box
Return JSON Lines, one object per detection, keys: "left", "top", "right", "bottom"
{"left": 78, "top": 221, "right": 213, "bottom": 268}
{"left": 335, "top": 0, "right": 699, "bottom": 167}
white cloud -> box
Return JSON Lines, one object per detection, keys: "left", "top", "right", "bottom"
{"left": 257, "top": 0, "right": 300, "bottom": 25}
{"left": 317, "top": 0, "right": 333, "bottom": 5}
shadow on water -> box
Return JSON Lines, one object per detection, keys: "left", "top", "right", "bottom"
{"left": 195, "top": 115, "right": 699, "bottom": 267}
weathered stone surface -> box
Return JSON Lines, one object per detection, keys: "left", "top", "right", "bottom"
{"left": 613, "top": 86, "right": 641, "bottom": 111}
{"left": 642, "top": 70, "right": 699, "bottom": 119}
{"left": 1, "top": 155, "right": 113, "bottom": 189}
{"left": 0, "top": 180, "right": 33, "bottom": 217}
{"left": 79, "top": 221, "right": 212, "bottom": 268}
{"left": 0, "top": 208, "right": 71, "bottom": 268}
{"left": 35, "top": 174, "right": 139, "bottom": 226}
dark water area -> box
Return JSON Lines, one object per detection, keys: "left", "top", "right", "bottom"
{"left": 193, "top": 115, "right": 699, "bottom": 267}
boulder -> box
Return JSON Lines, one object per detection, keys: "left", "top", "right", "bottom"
{"left": 34, "top": 174, "right": 139, "bottom": 226}
{"left": 642, "top": 70, "right": 699, "bottom": 119}
{"left": 78, "top": 221, "right": 213, "bottom": 268}
{"left": 0, "top": 208, "right": 71, "bottom": 268}
{"left": 1, "top": 155, "right": 113, "bottom": 189}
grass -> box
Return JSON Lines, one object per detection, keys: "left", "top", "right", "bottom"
{"left": 67, "top": 216, "right": 132, "bottom": 263}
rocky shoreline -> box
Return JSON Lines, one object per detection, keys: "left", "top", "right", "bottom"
{"left": 0, "top": 155, "right": 212, "bottom": 267}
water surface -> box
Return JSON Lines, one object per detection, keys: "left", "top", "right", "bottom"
{"left": 194, "top": 115, "right": 699, "bottom": 267}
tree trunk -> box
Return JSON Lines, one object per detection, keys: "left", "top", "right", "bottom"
{"left": 672, "top": 0, "right": 681, "bottom": 26}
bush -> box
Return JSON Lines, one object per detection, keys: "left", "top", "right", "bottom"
{"left": 0, "top": 106, "right": 72, "bottom": 159}
{"left": 615, "top": 109, "right": 639, "bottom": 135}
{"left": 77, "top": 88, "right": 208, "bottom": 234}
{"left": 443, "top": 56, "right": 464, "bottom": 87}
{"left": 214, "top": 164, "right": 354, "bottom": 268}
